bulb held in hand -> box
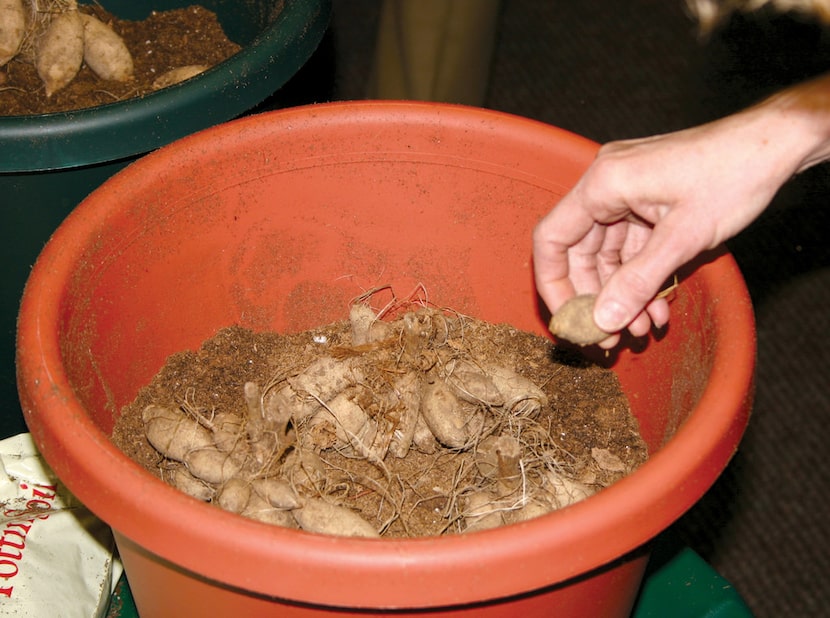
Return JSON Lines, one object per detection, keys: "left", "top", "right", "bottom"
{"left": 548, "top": 294, "right": 611, "bottom": 346}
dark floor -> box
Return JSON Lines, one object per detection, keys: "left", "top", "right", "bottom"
{"left": 269, "top": 2, "right": 830, "bottom": 616}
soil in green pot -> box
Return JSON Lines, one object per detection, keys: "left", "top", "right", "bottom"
{"left": 0, "top": 3, "right": 243, "bottom": 115}
{"left": 112, "top": 296, "right": 649, "bottom": 539}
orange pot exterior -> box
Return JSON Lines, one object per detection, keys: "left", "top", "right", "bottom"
{"left": 15, "top": 102, "right": 755, "bottom": 616}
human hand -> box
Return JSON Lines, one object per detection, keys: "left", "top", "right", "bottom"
{"left": 533, "top": 95, "right": 825, "bottom": 347}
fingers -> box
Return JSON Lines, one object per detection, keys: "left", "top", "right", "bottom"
{"left": 645, "top": 296, "right": 670, "bottom": 329}
{"left": 624, "top": 310, "right": 654, "bottom": 338}
{"left": 593, "top": 216, "right": 697, "bottom": 332}
{"left": 532, "top": 189, "right": 601, "bottom": 311}
{"left": 566, "top": 223, "right": 608, "bottom": 292}
{"left": 534, "top": 196, "right": 673, "bottom": 344}
{"left": 535, "top": 199, "right": 683, "bottom": 345}
{"left": 595, "top": 297, "right": 666, "bottom": 349}
{"left": 534, "top": 110, "right": 785, "bottom": 347}
{"left": 533, "top": 138, "right": 697, "bottom": 345}
{"left": 598, "top": 333, "right": 621, "bottom": 350}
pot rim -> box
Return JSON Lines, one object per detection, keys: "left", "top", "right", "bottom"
{"left": 0, "top": 0, "right": 331, "bottom": 173}
{"left": 16, "top": 101, "right": 755, "bottom": 609}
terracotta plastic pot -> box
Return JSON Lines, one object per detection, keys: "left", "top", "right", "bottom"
{"left": 15, "top": 102, "right": 755, "bottom": 616}
{"left": 0, "top": 0, "right": 330, "bottom": 439}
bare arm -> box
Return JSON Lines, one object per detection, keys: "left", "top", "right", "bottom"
{"left": 532, "top": 72, "right": 830, "bottom": 346}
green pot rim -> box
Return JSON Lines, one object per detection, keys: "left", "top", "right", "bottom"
{"left": 0, "top": 0, "right": 331, "bottom": 173}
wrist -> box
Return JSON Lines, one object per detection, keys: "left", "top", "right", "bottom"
{"left": 760, "top": 73, "right": 830, "bottom": 173}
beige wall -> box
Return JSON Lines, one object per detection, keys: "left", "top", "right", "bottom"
{"left": 367, "top": 0, "right": 502, "bottom": 105}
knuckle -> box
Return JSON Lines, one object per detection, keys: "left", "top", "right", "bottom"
{"left": 613, "top": 267, "right": 657, "bottom": 303}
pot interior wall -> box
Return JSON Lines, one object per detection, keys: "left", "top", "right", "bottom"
{"left": 59, "top": 116, "right": 710, "bottom": 453}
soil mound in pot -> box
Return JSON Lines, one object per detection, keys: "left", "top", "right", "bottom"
{"left": 113, "top": 301, "right": 648, "bottom": 538}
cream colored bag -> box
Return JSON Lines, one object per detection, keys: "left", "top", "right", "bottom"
{"left": 0, "top": 433, "right": 121, "bottom": 617}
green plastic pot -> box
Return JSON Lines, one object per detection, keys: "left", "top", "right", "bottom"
{"left": 0, "top": 0, "right": 330, "bottom": 437}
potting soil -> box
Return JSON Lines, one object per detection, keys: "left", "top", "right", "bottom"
{"left": 0, "top": 5, "right": 242, "bottom": 116}
{"left": 112, "top": 304, "right": 649, "bottom": 538}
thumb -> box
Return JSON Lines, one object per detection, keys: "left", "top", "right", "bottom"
{"left": 593, "top": 269, "right": 661, "bottom": 332}
{"left": 593, "top": 241, "right": 689, "bottom": 333}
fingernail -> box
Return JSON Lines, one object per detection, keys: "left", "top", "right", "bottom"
{"left": 595, "top": 300, "right": 630, "bottom": 332}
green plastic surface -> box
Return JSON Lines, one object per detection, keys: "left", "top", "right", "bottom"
{"left": 633, "top": 532, "right": 753, "bottom": 618}
{"left": 0, "top": 0, "right": 332, "bottom": 171}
